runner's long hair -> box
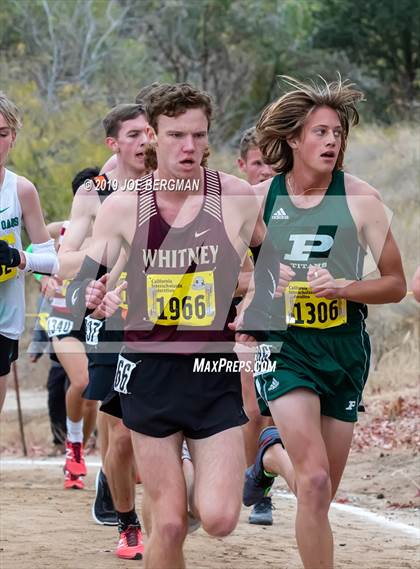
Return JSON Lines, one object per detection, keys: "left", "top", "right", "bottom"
{"left": 256, "top": 75, "right": 365, "bottom": 173}
{"left": 0, "top": 92, "right": 22, "bottom": 132}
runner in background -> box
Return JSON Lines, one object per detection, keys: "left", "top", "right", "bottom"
{"left": 58, "top": 104, "right": 149, "bottom": 559}
{"left": 237, "top": 126, "right": 276, "bottom": 525}
{"left": 28, "top": 170, "right": 100, "bottom": 456}
{"left": 0, "top": 92, "right": 57, "bottom": 412}
{"left": 45, "top": 168, "right": 102, "bottom": 489}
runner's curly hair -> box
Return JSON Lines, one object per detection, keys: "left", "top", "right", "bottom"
{"left": 142, "top": 83, "right": 212, "bottom": 171}
{"left": 256, "top": 75, "right": 365, "bottom": 172}
{"left": 144, "top": 83, "right": 212, "bottom": 133}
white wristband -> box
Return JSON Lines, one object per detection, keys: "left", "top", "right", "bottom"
{"left": 23, "top": 239, "right": 59, "bottom": 275}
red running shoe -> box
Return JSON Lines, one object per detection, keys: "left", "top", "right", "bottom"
{"left": 64, "top": 440, "right": 87, "bottom": 477}
{"left": 64, "top": 469, "right": 85, "bottom": 490}
{"left": 116, "top": 525, "right": 144, "bottom": 560}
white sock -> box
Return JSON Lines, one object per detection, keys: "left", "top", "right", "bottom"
{"left": 66, "top": 418, "right": 83, "bottom": 443}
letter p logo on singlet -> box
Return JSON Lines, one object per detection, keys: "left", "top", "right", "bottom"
{"left": 284, "top": 228, "right": 337, "bottom": 262}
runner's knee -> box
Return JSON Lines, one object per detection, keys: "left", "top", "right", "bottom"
{"left": 201, "top": 509, "right": 239, "bottom": 537}
{"left": 296, "top": 468, "right": 331, "bottom": 510}
{"left": 154, "top": 517, "right": 187, "bottom": 546}
{"left": 109, "top": 424, "right": 133, "bottom": 458}
{"left": 68, "top": 374, "right": 88, "bottom": 392}
{"left": 248, "top": 412, "right": 269, "bottom": 429}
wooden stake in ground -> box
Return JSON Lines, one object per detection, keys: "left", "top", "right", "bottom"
{"left": 12, "top": 361, "right": 27, "bottom": 456}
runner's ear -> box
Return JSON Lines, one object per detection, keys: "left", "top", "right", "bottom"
{"left": 145, "top": 125, "right": 156, "bottom": 143}
{"left": 105, "top": 136, "right": 119, "bottom": 154}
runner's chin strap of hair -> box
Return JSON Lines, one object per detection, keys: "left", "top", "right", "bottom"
{"left": 242, "top": 238, "right": 279, "bottom": 342}
{"left": 66, "top": 255, "right": 109, "bottom": 324}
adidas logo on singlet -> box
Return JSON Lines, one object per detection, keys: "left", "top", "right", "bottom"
{"left": 271, "top": 207, "right": 289, "bottom": 220}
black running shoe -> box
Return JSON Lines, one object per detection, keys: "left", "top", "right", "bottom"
{"left": 92, "top": 468, "right": 118, "bottom": 525}
{"left": 243, "top": 426, "right": 282, "bottom": 507}
{"left": 249, "top": 496, "right": 274, "bottom": 525}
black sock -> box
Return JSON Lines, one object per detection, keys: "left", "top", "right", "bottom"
{"left": 117, "top": 509, "right": 139, "bottom": 531}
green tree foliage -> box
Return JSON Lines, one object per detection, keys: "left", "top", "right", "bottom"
{"left": 6, "top": 82, "right": 110, "bottom": 222}
{"left": 122, "top": 0, "right": 321, "bottom": 141}
{"left": 0, "top": 0, "right": 418, "bottom": 224}
{"left": 311, "top": 0, "right": 420, "bottom": 118}
{"left": 2, "top": 0, "right": 131, "bottom": 105}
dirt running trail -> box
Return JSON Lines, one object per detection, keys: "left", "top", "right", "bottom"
{"left": 0, "top": 460, "right": 418, "bottom": 569}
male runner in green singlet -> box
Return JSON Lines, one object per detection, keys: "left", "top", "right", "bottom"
{"left": 242, "top": 76, "right": 406, "bottom": 569}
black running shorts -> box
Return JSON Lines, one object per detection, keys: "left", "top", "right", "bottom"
{"left": 100, "top": 352, "right": 248, "bottom": 439}
{"left": 0, "top": 333, "right": 18, "bottom": 376}
{"left": 84, "top": 359, "right": 117, "bottom": 402}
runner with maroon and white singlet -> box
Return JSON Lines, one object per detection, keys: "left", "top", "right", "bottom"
{"left": 122, "top": 169, "right": 242, "bottom": 354}
{"left": 67, "top": 83, "right": 274, "bottom": 569}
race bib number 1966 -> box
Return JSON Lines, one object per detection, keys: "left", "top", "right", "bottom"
{"left": 284, "top": 281, "right": 347, "bottom": 329}
{"left": 146, "top": 270, "right": 216, "bottom": 327}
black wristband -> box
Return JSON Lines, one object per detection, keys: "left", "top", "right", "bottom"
{"left": 0, "top": 240, "right": 21, "bottom": 268}
{"left": 241, "top": 237, "right": 279, "bottom": 341}
{"left": 66, "top": 256, "right": 109, "bottom": 324}
{"left": 9, "top": 247, "right": 20, "bottom": 267}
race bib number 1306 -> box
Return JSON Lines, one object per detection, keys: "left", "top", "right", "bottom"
{"left": 284, "top": 281, "right": 347, "bottom": 329}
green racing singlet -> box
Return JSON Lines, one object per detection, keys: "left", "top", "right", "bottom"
{"left": 263, "top": 170, "right": 367, "bottom": 337}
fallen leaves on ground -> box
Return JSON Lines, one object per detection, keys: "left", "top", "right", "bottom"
{"left": 353, "top": 396, "right": 420, "bottom": 451}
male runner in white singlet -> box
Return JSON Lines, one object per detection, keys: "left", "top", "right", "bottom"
{"left": 0, "top": 92, "right": 57, "bottom": 411}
